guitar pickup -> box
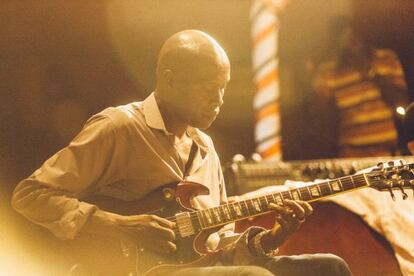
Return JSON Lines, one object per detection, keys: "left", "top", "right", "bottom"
{"left": 175, "top": 212, "right": 195, "bottom": 238}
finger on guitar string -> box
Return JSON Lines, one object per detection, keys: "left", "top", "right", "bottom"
{"left": 291, "top": 200, "right": 313, "bottom": 217}
{"left": 284, "top": 200, "right": 307, "bottom": 222}
{"left": 268, "top": 202, "right": 292, "bottom": 218}
{"left": 268, "top": 203, "right": 294, "bottom": 233}
{"left": 273, "top": 215, "right": 289, "bottom": 235}
{"left": 267, "top": 202, "right": 285, "bottom": 212}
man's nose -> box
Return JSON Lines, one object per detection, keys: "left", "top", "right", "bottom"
{"left": 210, "top": 90, "right": 224, "bottom": 106}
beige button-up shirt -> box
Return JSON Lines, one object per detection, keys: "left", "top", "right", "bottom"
{"left": 12, "top": 93, "right": 261, "bottom": 265}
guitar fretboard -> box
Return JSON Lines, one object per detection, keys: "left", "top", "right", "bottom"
{"left": 195, "top": 173, "right": 368, "bottom": 230}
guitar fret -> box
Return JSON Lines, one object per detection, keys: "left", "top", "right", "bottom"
{"left": 326, "top": 181, "right": 333, "bottom": 194}
{"left": 362, "top": 173, "right": 370, "bottom": 188}
{"left": 222, "top": 204, "right": 232, "bottom": 221}
{"left": 259, "top": 197, "right": 264, "bottom": 210}
{"left": 250, "top": 199, "right": 258, "bottom": 214}
{"left": 309, "top": 184, "right": 321, "bottom": 198}
{"left": 216, "top": 206, "right": 224, "bottom": 223}
{"left": 212, "top": 207, "right": 222, "bottom": 223}
{"left": 350, "top": 176, "right": 356, "bottom": 188}
{"left": 265, "top": 195, "right": 274, "bottom": 206}
{"left": 340, "top": 177, "right": 354, "bottom": 191}
{"left": 263, "top": 195, "right": 269, "bottom": 205}
{"left": 260, "top": 196, "right": 269, "bottom": 210}
{"left": 271, "top": 194, "right": 276, "bottom": 203}
{"left": 234, "top": 202, "right": 243, "bottom": 217}
{"left": 338, "top": 178, "right": 345, "bottom": 191}
{"left": 291, "top": 189, "right": 301, "bottom": 200}
{"left": 195, "top": 211, "right": 203, "bottom": 229}
{"left": 355, "top": 174, "right": 369, "bottom": 188}
{"left": 274, "top": 193, "right": 284, "bottom": 206}
{"left": 316, "top": 184, "right": 322, "bottom": 196}
{"left": 281, "top": 191, "right": 292, "bottom": 201}
{"left": 206, "top": 209, "right": 212, "bottom": 226}
{"left": 247, "top": 199, "right": 255, "bottom": 215}
{"left": 306, "top": 186, "right": 313, "bottom": 199}
{"left": 352, "top": 175, "right": 363, "bottom": 187}
{"left": 357, "top": 174, "right": 367, "bottom": 186}
{"left": 194, "top": 211, "right": 203, "bottom": 230}
{"left": 299, "top": 187, "right": 312, "bottom": 201}
{"left": 231, "top": 203, "right": 239, "bottom": 218}
{"left": 329, "top": 180, "right": 342, "bottom": 193}
{"left": 319, "top": 183, "right": 332, "bottom": 197}
{"left": 241, "top": 201, "right": 251, "bottom": 216}
{"left": 252, "top": 198, "right": 262, "bottom": 213}
{"left": 198, "top": 210, "right": 207, "bottom": 229}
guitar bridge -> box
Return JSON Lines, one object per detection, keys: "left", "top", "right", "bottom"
{"left": 175, "top": 212, "right": 195, "bottom": 237}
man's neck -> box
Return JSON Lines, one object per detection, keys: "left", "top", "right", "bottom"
{"left": 154, "top": 92, "right": 188, "bottom": 137}
{"left": 165, "top": 118, "right": 187, "bottom": 138}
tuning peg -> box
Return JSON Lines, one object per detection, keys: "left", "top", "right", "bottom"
{"left": 399, "top": 187, "right": 408, "bottom": 200}
{"left": 388, "top": 161, "right": 395, "bottom": 167}
{"left": 377, "top": 162, "right": 384, "bottom": 169}
{"left": 388, "top": 188, "right": 396, "bottom": 201}
{"left": 385, "top": 180, "right": 394, "bottom": 187}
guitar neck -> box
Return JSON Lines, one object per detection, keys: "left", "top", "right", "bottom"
{"left": 293, "top": 156, "right": 414, "bottom": 174}
{"left": 196, "top": 173, "right": 369, "bottom": 230}
{"left": 228, "top": 156, "right": 414, "bottom": 195}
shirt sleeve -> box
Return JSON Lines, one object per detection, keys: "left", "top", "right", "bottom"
{"left": 11, "top": 113, "right": 121, "bottom": 240}
{"left": 213, "top": 224, "right": 266, "bottom": 265}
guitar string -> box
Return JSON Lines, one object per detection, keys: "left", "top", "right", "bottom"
{"left": 181, "top": 172, "right": 402, "bottom": 228}
{"left": 155, "top": 173, "right": 409, "bottom": 241}
{"left": 167, "top": 174, "right": 369, "bottom": 239}
{"left": 173, "top": 174, "right": 365, "bottom": 224}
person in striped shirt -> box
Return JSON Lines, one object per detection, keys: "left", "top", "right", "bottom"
{"left": 313, "top": 17, "right": 409, "bottom": 157}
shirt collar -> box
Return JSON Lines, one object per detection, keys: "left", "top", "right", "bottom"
{"left": 143, "top": 92, "right": 173, "bottom": 136}
{"left": 142, "top": 92, "right": 209, "bottom": 156}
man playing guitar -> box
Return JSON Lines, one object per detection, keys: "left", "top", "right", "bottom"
{"left": 12, "top": 30, "right": 351, "bottom": 276}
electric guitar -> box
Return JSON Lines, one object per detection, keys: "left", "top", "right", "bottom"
{"left": 66, "top": 161, "right": 414, "bottom": 275}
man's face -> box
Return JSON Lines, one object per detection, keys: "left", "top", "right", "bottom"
{"left": 171, "top": 63, "right": 230, "bottom": 129}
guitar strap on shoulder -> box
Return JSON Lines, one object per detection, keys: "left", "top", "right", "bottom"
{"left": 183, "top": 140, "right": 198, "bottom": 178}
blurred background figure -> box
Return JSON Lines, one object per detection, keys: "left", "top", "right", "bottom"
{"left": 312, "top": 16, "right": 409, "bottom": 157}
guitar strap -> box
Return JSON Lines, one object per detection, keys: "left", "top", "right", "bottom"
{"left": 183, "top": 140, "right": 198, "bottom": 178}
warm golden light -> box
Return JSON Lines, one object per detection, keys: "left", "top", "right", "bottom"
{"left": 396, "top": 106, "right": 406, "bottom": 116}
{"left": 0, "top": 232, "right": 44, "bottom": 275}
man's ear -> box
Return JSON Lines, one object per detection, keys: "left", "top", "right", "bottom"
{"left": 163, "top": 69, "right": 174, "bottom": 88}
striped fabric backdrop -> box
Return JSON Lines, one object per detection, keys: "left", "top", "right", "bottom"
{"left": 250, "top": 0, "right": 285, "bottom": 161}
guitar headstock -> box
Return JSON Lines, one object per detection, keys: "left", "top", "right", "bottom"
{"left": 366, "top": 160, "right": 414, "bottom": 200}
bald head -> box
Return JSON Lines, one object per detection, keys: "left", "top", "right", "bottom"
{"left": 156, "top": 30, "right": 230, "bottom": 81}
{"left": 154, "top": 30, "right": 230, "bottom": 134}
